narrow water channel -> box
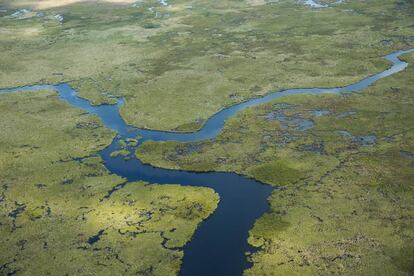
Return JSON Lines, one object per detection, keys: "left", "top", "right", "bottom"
{"left": 1, "top": 48, "right": 413, "bottom": 275}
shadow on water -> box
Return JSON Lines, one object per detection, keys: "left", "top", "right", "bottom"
{"left": 1, "top": 48, "right": 413, "bottom": 276}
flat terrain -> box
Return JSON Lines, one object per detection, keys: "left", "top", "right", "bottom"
{"left": 0, "top": 89, "right": 218, "bottom": 275}
{"left": 1, "top": 0, "right": 413, "bottom": 275}
{"left": 137, "top": 53, "right": 414, "bottom": 274}
{"left": 0, "top": 0, "right": 413, "bottom": 131}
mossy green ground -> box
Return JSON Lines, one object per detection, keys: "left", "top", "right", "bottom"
{"left": 1, "top": 0, "right": 414, "bottom": 274}
{"left": 0, "top": 90, "right": 218, "bottom": 275}
{"left": 0, "top": 0, "right": 413, "bottom": 131}
{"left": 137, "top": 54, "right": 414, "bottom": 274}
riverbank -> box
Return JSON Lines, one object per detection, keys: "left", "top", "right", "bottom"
{"left": 137, "top": 53, "right": 414, "bottom": 274}
{"left": 0, "top": 89, "right": 219, "bottom": 275}
{"left": 1, "top": 0, "right": 413, "bottom": 131}
{"left": 1, "top": 48, "right": 413, "bottom": 275}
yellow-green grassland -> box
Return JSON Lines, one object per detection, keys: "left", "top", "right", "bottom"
{"left": 0, "top": 89, "right": 218, "bottom": 275}
{"left": 0, "top": 0, "right": 413, "bottom": 131}
{"left": 137, "top": 53, "right": 414, "bottom": 274}
{"left": 1, "top": 0, "right": 414, "bottom": 275}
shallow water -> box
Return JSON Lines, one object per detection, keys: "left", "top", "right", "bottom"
{"left": 303, "top": 0, "right": 327, "bottom": 8}
{"left": 1, "top": 48, "right": 413, "bottom": 275}
{"left": 159, "top": 0, "right": 168, "bottom": 6}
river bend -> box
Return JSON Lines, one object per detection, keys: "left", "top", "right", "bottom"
{"left": 1, "top": 48, "right": 413, "bottom": 276}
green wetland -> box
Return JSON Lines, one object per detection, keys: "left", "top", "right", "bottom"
{"left": 137, "top": 53, "right": 414, "bottom": 274}
{"left": 1, "top": 0, "right": 414, "bottom": 275}
{"left": 1, "top": 0, "right": 413, "bottom": 131}
{"left": 0, "top": 89, "right": 219, "bottom": 275}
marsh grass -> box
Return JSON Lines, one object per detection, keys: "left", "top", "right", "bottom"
{"left": 0, "top": 0, "right": 413, "bottom": 131}
{"left": 0, "top": 89, "right": 218, "bottom": 275}
{"left": 137, "top": 54, "right": 414, "bottom": 274}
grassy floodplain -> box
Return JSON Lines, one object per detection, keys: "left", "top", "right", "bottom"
{"left": 137, "top": 53, "right": 414, "bottom": 274}
{"left": 0, "top": 90, "right": 218, "bottom": 275}
{"left": 1, "top": 0, "right": 414, "bottom": 275}
{"left": 0, "top": 0, "right": 413, "bottom": 131}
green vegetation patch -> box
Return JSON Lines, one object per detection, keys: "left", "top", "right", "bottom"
{"left": 0, "top": 89, "right": 218, "bottom": 275}
{"left": 110, "top": 149, "right": 130, "bottom": 157}
{"left": 137, "top": 54, "right": 414, "bottom": 274}
{"left": 0, "top": 0, "right": 413, "bottom": 131}
{"left": 249, "top": 160, "right": 304, "bottom": 186}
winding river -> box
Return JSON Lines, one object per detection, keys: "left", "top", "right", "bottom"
{"left": 1, "top": 48, "right": 413, "bottom": 275}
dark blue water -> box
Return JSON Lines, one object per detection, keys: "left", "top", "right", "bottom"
{"left": 0, "top": 48, "right": 412, "bottom": 276}
{"left": 101, "top": 141, "right": 273, "bottom": 275}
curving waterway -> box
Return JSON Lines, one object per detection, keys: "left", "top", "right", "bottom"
{"left": 1, "top": 48, "right": 413, "bottom": 275}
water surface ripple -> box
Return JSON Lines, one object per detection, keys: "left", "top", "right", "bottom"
{"left": 1, "top": 48, "right": 413, "bottom": 276}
